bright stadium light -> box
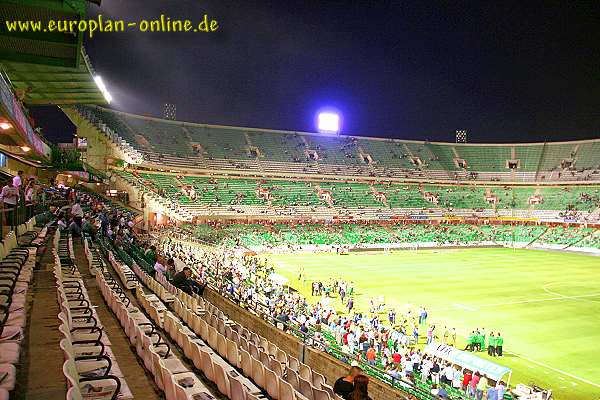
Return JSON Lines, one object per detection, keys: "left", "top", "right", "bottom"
{"left": 317, "top": 112, "right": 340, "bottom": 134}
{"left": 94, "top": 75, "right": 113, "bottom": 103}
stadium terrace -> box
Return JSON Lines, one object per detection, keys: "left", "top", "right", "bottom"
{"left": 1, "top": 3, "right": 599, "bottom": 400}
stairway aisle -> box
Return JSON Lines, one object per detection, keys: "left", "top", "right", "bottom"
{"left": 72, "top": 239, "right": 162, "bottom": 400}
{"left": 15, "top": 234, "right": 66, "bottom": 400}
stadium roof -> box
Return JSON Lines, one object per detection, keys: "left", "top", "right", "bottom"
{"left": 0, "top": 0, "right": 107, "bottom": 105}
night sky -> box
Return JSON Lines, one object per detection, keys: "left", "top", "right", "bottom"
{"left": 33, "top": 1, "right": 599, "bottom": 144}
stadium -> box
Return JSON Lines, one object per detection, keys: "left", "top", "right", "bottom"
{"left": 0, "top": 2, "right": 598, "bottom": 400}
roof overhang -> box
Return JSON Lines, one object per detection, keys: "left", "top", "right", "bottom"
{"left": 0, "top": 71, "right": 52, "bottom": 158}
{"left": 0, "top": 0, "right": 107, "bottom": 105}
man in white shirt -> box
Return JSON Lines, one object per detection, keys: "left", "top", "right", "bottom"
{"left": 71, "top": 199, "right": 84, "bottom": 226}
{"left": 12, "top": 171, "right": 23, "bottom": 190}
{"left": 1, "top": 180, "right": 19, "bottom": 226}
{"left": 154, "top": 261, "right": 166, "bottom": 275}
{"left": 1, "top": 180, "right": 18, "bottom": 206}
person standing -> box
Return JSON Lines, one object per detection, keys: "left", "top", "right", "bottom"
{"left": 12, "top": 170, "right": 23, "bottom": 190}
{"left": 430, "top": 359, "right": 440, "bottom": 385}
{"left": 24, "top": 178, "right": 36, "bottom": 218}
{"left": 496, "top": 381, "right": 506, "bottom": 399}
{"left": 470, "top": 371, "right": 480, "bottom": 399}
{"left": 427, "top": 324, "right": 434, "bottom": 344}
{"left": 0, "top": 179, "right": 19, "bottom": 226}
{"left": 388, "top": 309, "right": 396, "bottom": 325}
{"left": 442, "top": 326, "right": 449, "bottom": 344}
{"left": 347, "top": 297, "right": 354, "bottom": 314}
{"left": 412, "top": 324, "right": 419, "bottom": 344}
{"left": 496, "top": 333, "right": 504, "bottom": 356}
{"left": 488, "top": 332, "right": 496, "bottom": 356}
{"left": 476, "top": 376, "right": 489, "bottom": 400}
{"left": 465, "top": 331, "right": 475, "bottom": 351}
{"left": 486, "top": 384, "right": 498, "bottom": 400}
{"left": 366, "top": 345, "right": 376, "bottom": 366}
{"left": 71, "top": 199, "right": 84, "bottom": 227}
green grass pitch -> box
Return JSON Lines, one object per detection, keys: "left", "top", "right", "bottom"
{"left": 267, "top": 248, "right": 600, "bottom": 400}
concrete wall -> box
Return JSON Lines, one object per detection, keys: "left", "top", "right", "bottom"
{"left": 204, "top": 288, "right": 409, "bottom": 400}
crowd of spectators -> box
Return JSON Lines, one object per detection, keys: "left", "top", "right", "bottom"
{"left": 48, "top": 186, "right": 516, "bottom": 399}
{"left": 146, "top": 228, "right": 511, "bottom": 400}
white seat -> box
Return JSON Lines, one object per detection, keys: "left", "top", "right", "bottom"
{"left": 0, "top": 364, "right": 16, "bottom": 391}
{"left": 278, "top": 378, "right": 297, "bottom": 400}
{"left": 217, "top": 333, "right": 228, "bottom": 358}
{"left": 312, "top": 371, "right": 325, "bottom": 389}
{"left": 251, "top": 356, "right": 265, "bottom": 388}
{"left": 63, "top": 358, "right": 120, "bottom": 400}
{"left": 264, "top": 367, "right": 280, "bottom": 399}
{"left": 226, "top": 338, "right": 240, "bottom": 368}
{"left": 299, "top": 376, "right": 314, "bottom": 400}
{"left": 299, "top": 363, "right": 312, "bottom": 381}
{"left": 214, "top": 361, "right": 230, "bottom": 397}
{"left": 229, "top": 370, "right": 248, "bottom": 400}
{"left": 199, "top": 347, "right": 215, "bottom": 381}
{"left": 240, "top": 349, "right": 253, "bottom": 378}
{"left": 313, "top": 387, "right": 331, "bottom": 400}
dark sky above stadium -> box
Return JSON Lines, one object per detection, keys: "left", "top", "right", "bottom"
{"left": 35, "top": 1, "right": 599, "bottom": 143}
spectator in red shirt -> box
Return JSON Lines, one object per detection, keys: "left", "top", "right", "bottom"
{"left": 462, "top": 370, "right": 472, "bottom": 391}
{"left": 392, "top": 352, "right": 401, "bottom": 364}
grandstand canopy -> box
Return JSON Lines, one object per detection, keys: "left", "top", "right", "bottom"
{"left": 0, "top": 0, "right": 107, "bottom": 105}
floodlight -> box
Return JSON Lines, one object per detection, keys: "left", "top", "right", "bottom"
{"left": 94, "top": 75, "right": 113, "bottom": 103}
{"left": 0, "top": 122, "right": 12, "bottom": 130}
{"left": 20, "top": 145, "right": 31, "bottom": 152}
{"left": 317, "top": 112, "right": 340, "bottom": 134}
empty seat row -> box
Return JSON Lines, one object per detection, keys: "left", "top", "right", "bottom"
{"left": 126, "top": 258, "right": 269, "bottom": 400}
{"left": 0, "top": 216, "right": 43, "bottom": 400}
{"left": 123, "top": 245, "right": 341, "bottom": 400}
{"left": 53, "top": 231, "right": 131, "bottom": 400}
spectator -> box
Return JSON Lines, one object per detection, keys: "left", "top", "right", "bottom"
{"left": 430, "top": 359, "right": 440, "bottom": 385}
{"left": 0, "top": 179, "right": 19, "bottom": 225}
{"left": 334, "top": 366, "right": 362, "bottom": 400}
{"left": 462, "top": 369, "right": 472, "bottom": 392}
{"left": 71, "top": 199, "right": 84, "bottom": 227}
{"left": 154, "top": 259, "right": 166, "bottom": 276}
{"left": 348, "top": 375, "right": 371, "bottom": 400}
{"left": 470, "top": 371, "right": 480, "bottom": 398}
{"left": 145, "top": 245, "right": 157, "bottom": 265}
{"left": 486, "top": 383, "right": 498, "bottom": 400}
{"left": 82, "top": 217, "right": 97, "bottom": 239}
{"left": 24, "top": 178, "right": 36, "bottom": 218}
{"left": 12, "top": 170, "right": 23, "bottom": 190}
{"left": 476, "top": 376, "right": 488, "bottom": 400}
{"left": 366, "top": 346, "right": 376, "bottom": 365}
{"left": 496, "top": 380, "right": 506, "bottom": 399}
{"left": 431, "top": 384, "right": 448, "bottom": 398}
{"left": 172, "top": 267, "right": 194, "bottom": 294}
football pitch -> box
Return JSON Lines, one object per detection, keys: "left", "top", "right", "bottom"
{"left": 267, "top": 248, "right": 600, "bottom": 400}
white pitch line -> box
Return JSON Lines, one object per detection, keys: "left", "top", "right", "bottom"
{"left": 509, "top": 351, "right": 600, "bottom": 389}
{"left": 542, "top": 283, "right": 600, "bottom": 305}
{"left": 431, "top": 292, "right": 600, "bottom": 312}
{"left": 452, "top": 303, "right": 477, "bottom": 311}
